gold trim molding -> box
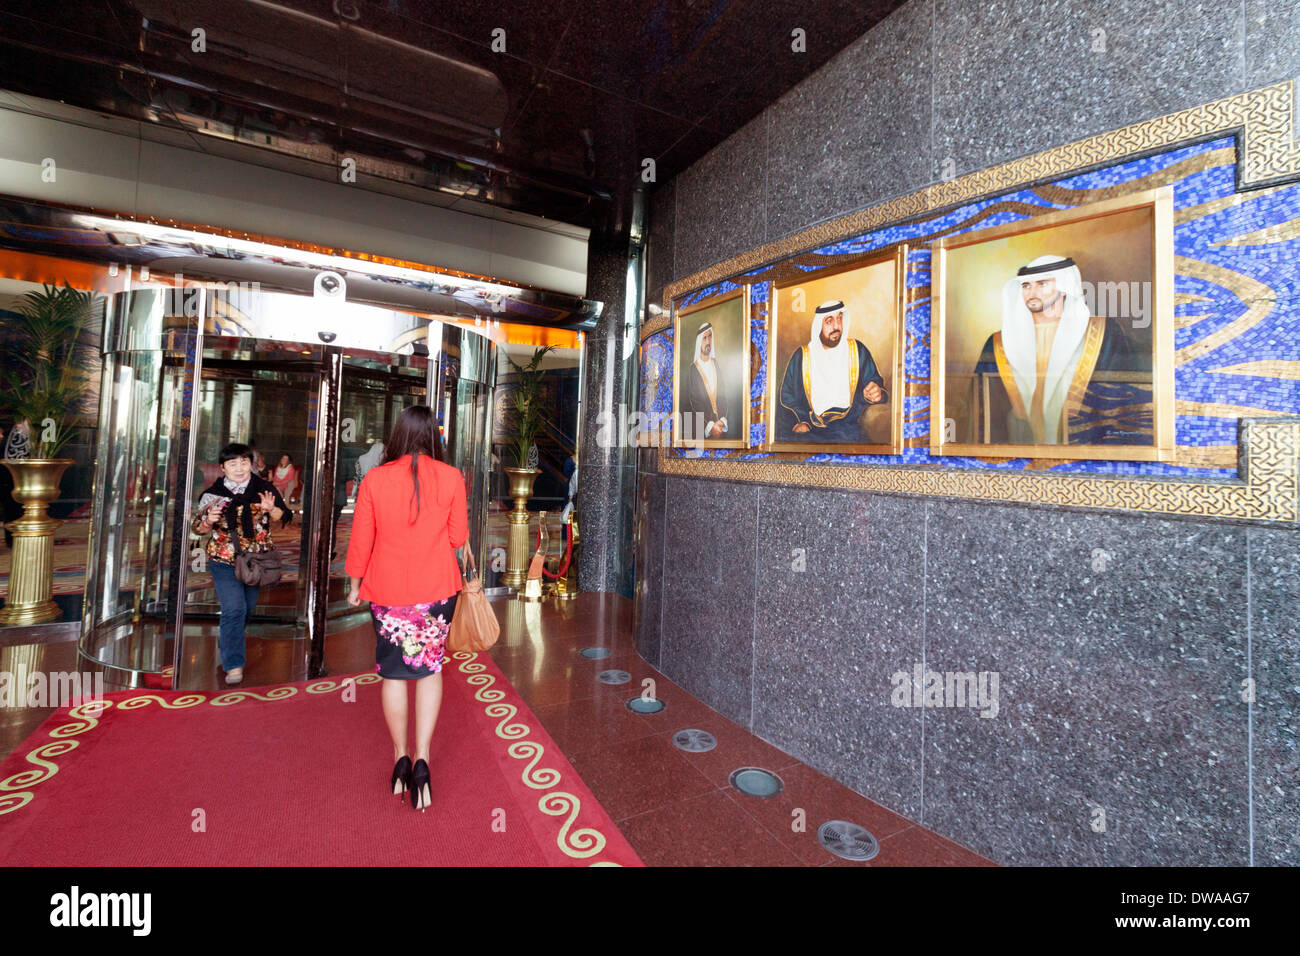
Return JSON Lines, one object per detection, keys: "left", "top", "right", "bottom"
{"left": 641, "top": 314, "right": 671, "bottom": 340}
{"left": 659, "top": 419, "right": 1300, "bottom": 525}
{"left": 662, "top": 82, "right": 1300, "bottom": 304}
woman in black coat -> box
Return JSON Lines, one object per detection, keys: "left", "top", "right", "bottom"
{"left": 192, "top": 442, "right": 289, "bottom": 685}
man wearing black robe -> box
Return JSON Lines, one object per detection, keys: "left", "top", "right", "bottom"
{"left": 777, "top": 300, "right": 888, "bottom": 443}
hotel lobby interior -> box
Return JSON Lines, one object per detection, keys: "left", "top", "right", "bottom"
{"left": 0, "top": 0, "right": 1295, "bottom": 906}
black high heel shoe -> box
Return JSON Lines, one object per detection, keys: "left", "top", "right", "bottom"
{"left": 411, "top": 759, "right": 431, "bottom": 812}
{"left": 391, "top": 756, "right": 413, "bottom": 803}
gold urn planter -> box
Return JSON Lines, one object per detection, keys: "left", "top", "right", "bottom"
{"left": 1, "top": 458, "right": 74, "bottom": 626}
{"left": 503, "top": 466, "right": 540, "bottom": 589}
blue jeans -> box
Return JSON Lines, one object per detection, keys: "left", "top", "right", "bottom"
{"left": 209, "top": 560, "right": 259, "bottom": 671}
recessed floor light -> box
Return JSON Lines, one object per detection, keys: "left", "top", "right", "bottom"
{"left": 729, "top": 767, "right": 784, "bottom": 798}
{"left": 597, "top": 669, "right": 631, "bottom": 684}
{"left": 579, "top": 647, "right": 611, "bottom": 659}
{"left": 626, "top": 696, "right": 666, "bottom": 714}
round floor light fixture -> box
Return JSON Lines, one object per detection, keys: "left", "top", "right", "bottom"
{"left": 729, "top": 767, "right": 784, "bottom": 798}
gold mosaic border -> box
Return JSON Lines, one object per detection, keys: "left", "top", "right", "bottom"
{"left": 659, "top": 419, "right": 1300, "bottom": 525}
{"left": 662, "top": 82, "right": 1299, "bottom": 304}
{"left": 641, "top": 313, "right": 671, "bottom": 340}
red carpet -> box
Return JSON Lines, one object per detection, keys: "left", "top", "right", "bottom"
{"left": 0, "top": 652, "right": 643, "bottom": 866}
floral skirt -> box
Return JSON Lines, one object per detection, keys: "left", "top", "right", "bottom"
{"left": 370, "top": 595, "right": 458, "bottom": 679}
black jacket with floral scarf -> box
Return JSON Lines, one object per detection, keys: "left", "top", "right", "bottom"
{"left": 192, "top": 473, "right": 290, "bottom": 566}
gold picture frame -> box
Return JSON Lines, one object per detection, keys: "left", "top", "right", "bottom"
{"left": 671, "top": 285, "right": 751, "bottom": 449}
{"left": 931, "top": 187, "right": 1175, "bottom": 461}
{"left": 765, "top": 245, "right": 906, "bottom": 454}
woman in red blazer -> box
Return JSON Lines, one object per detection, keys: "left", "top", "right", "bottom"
{"left": 345, "top": 405, "right": 468, "bottom": 812}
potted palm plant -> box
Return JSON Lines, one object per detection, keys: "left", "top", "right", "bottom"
{"left": 501, "top": 345, "right": 555, "bottom": 588}
{"left": 1, "top": 283, "right": 98, "bottom": 625}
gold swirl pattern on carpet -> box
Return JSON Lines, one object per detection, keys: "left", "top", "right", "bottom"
{"left": 451, "top": 651, "right": 618, "bottom": 863}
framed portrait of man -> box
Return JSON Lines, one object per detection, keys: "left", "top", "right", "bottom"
{"left": 931, "top": 188, "right": 1174, "bottom": 461}
{"left": 672, "top": 286, "right": 751, "bottom": 449}
{"left": 765, "top": 246, "right": 906, "bottom": 454}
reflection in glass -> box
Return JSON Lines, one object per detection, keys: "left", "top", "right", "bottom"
{"left": 327, "top": 354, "right": 429, "bottom": 613}
{"left": 183, "top": 357, "right": 317, "bottom": 619}
{"left": 80, "top": 295, "right": 498, "bottom": 689}
{"left": 80, "top": 339, "right": 177, "bottom": 676}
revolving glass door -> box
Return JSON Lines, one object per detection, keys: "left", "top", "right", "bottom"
{"left": 170, "top": 340, "right": 327, "bottom": 688}
{"left": 80, "top": 289, "right": 494, "bottom": 690}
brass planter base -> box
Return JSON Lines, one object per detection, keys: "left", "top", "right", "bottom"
{"left": 503, "top": 467, "right": 539, "bottom": 589}
{"left": 0, "top": 529, "right": 63, "bottom": 625}
{"left": 0, "top": 459, "right": 73, "bottom": 626}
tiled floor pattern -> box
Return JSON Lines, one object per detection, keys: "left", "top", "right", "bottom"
{"left": 487, "top": 594, "right": 993, "bottom": 866}
{"left": 0, "top": 593, "right": 993, "bottom": 866}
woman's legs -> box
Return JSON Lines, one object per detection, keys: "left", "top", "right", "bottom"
{"left": 410, "top": 672, "right": 443, "bottom": 810}
{"left": 412, "top": 597, "right": 453, "bottom": 762}
{"left": 209, "top": 561, "right": 248, "bottom": 672}
{"left": 412, "top": 672, "right": 444, "bottom": 762}
{"left": 380, "top": 678, "right": 409, "bottom": 762}
{"left": 243, "top": 581, "right": 259, "bottom": 631}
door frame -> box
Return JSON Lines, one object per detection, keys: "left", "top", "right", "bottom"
{"left": 171, "top": 334, "right": 339, "bottom": 685}
{"left": 171, "top": 338, "right": 438, "bottom": 684}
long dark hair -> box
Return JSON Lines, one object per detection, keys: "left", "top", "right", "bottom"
{"left": 381, "top": 405, "right": 445, "bottom": 518}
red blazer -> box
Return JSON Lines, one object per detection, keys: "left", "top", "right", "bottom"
{"left": 345, "top": 454, "right": 468, "bottom": 606}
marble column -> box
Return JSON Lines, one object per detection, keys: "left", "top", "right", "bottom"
{"left": 576, "top": 191, "right": 643, "bottom": 597}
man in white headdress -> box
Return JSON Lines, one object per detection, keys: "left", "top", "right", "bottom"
{"left": 681, "top": 322, "right": 732, "bottom": 440}
{"left": 777, "top": 300, "right": 887, "bottom": 442}
{"left": 973, "top": 255, "right": 1147, "bottom": 445}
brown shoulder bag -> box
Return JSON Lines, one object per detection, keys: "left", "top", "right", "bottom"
{"left": 448, "top": 544, "right": 499, "bottom": 653}
{"left": 230, "top": 506, "right": 284, "bottom": 588}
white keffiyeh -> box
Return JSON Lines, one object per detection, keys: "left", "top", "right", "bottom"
{"left": 999, "top": 255, "right": 1092, "bottom": 443}
{"left": 808, "top": 301, "right": 853, "bottom": 415}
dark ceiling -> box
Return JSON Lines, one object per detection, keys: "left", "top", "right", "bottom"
{"left": 0, "top": 0, "right": 905, "bottom": 230}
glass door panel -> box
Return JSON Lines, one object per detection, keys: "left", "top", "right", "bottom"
{"left": 172, "top": 341, "right": 323, "bottom": 688}
{"left": 326, "top": 351, "right": 429, "bottom": 615}
{"left": 446, "top": 378, "right": 494, "bottom": 585}
{"left": 79, "top": 347, "right": 178, "bottom": 676}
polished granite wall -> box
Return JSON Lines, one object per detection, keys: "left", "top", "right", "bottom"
{"left": 635, "top": 0, "right": 1300, "bottom": 865}
{"left": 645, "top": 0, "right": 1300, "bottom": 306}
{"left": 635, "top": 470, "right": 1299, "bottom": 865}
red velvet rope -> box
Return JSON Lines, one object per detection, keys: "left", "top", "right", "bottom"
{"left": 535, "top": 520, "right": 573, "bottom": 578}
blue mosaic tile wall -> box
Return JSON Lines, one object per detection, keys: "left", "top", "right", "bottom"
{"left": 642, "top": 137, "right": 1300, "bottom": 478}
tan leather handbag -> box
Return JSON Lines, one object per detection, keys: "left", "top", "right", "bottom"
{"left": 448, "top": 545, "right": 499, "bottom": 652}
